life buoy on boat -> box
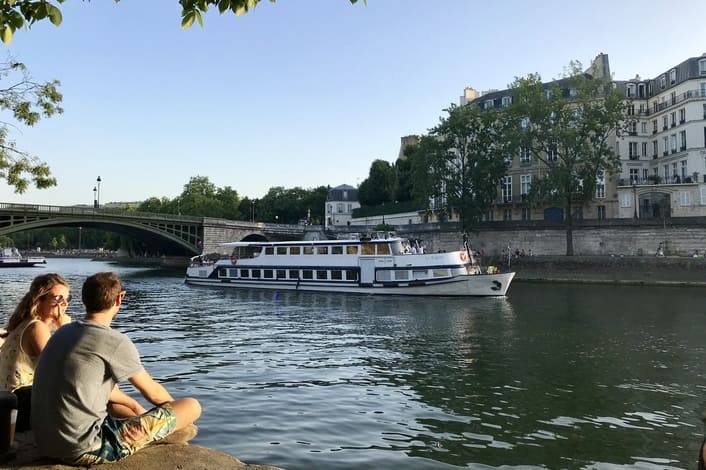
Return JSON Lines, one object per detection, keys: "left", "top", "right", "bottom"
{"left": 459, "top": 251, "right": 468, "bottom": 262}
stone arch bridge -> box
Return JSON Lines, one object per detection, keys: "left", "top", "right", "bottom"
{"left": 0, "top": 203, "right": 322, "bottom": 257}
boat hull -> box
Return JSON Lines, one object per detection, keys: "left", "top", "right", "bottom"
{"left": 185, "top": 271, "right": 515, "bottom": 297}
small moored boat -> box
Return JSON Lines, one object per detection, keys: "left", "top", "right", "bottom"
{"left": 0, "top": 247, "right": 47, "bottom": 268}
{"left": 185, "top": 234, "right": 514, "bottom": 296}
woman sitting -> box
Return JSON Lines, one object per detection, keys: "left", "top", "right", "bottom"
{"left": 0, "top": 273, "right": 72, "bottom": 431}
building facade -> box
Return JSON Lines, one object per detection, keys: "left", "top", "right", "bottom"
{"left": 324, "top": 184, "right": 360, "bottom": 229}
{"left": 466, "top": 53, "right": 706, "bottom": 222}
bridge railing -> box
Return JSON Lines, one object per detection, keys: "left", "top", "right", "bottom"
{"left": 0, "top": 202, "right": 203, "bottom": 223}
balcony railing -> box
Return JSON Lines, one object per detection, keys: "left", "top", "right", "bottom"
{"left": 645, "top": 89, "right": 706, "bottom": 116}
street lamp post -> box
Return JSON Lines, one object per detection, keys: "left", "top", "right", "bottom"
{"left": 93, "top": 186, "right": 97, "bottom": 209}
{"left": 251, "top": 200, "right": 256, "bottom": 223}
{"left": 78, "top": 227, "right": 82, "bottom": 252}
{"left": 96, "top": 176, "right": 102, "bottom": 208}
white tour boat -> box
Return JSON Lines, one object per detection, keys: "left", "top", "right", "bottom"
{"left": 185, "top": 234, "right": 514, "bottom": 296}
{"left": 0, "top": 247, "right": 47, "bottom": 268}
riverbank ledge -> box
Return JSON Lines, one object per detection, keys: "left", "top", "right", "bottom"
{"left": 509, "top": 254, "right": 706, "bottom": 286}
{"left": 0, "top": 431, "right": 284, "bottom": 470}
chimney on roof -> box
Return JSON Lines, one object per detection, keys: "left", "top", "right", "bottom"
{"left": 586, "top": 53, "right": 610, "bottom": 79}
{"left": 397, "top": 135, "right": 419, "bottom": 161}
{"left": 460, "top": 86, "right": 479, "bottom": 105}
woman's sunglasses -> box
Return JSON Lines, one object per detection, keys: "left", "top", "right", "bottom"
{"left": 47, "top": 294, "right": 72, "bottom": 305}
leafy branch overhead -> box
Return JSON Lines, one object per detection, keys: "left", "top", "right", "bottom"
{"left": 0, "top": 60, "right": 63, "bottom": 193}
{"left": 0, "top": 0, "right": 366, "bottom": 44}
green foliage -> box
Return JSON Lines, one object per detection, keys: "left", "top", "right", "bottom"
{"left": 254, "top": 185, "right": 328, "bottom": 224}
{"left": 0, "top": 0, "right": 365, "bottom": 44}
{"left": 0, "top": 234, "right": 14, "bottom": 247}
{"left": 352, "top": 200, "right": 422, "bottom": 218}
{"left": 136, "top": 175, "right": 243, "bottom": 218}
{"left": 135, "top": 175, "right": 326, "bottom": 224}
{"left": 358, "top": 159, "right": 396, "bottom": 206}
{"left": 407, "top": 104, "right": 518, "bottom": 232}
{"left": 506, "top": 61, "right": 626, "bottom": 254}
{"left": 0, "top": 59, "right": 62, "bottom": 192}
{"left": 374, "top": 223, "right": 394, "bottom": 232}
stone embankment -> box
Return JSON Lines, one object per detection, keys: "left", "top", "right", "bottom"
{"left": 0, "top": 431, "right": 283, "bottom": 470}
{"left": 507, "top": 255, "right": 706, "bottom": 286}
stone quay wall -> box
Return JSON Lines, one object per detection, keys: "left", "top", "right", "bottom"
{"left": 392, "top": 219, "right": 706, "bottom": 258}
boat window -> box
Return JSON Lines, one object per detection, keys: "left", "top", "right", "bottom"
{"left": 376, "top": 270, "right": 391, "bottom": 281}
{"left": 290, "top": 246, "right": 301, "bottom": 255}
{"left": 263, "top": 270, "right": 273, "bottom": 279}
{"left": 377, "top": 244, "right": 390, "bottom": 255}
{"left": 345, "top": 270, "right": 358, "bottom": 281}
{"left": 276, "top": 269, "right": 286, "bottom": 279}
{"left": 332, "top": 246, "right": 343, "bottom": 255}
{"left": 218, "top": 268, "right": 227, "bottom": 277}
{"left": 241, "top": 269, "right": 249, "bottom": 278}
{"left": 413, "top": 269, "right": 427, "bottom": 280}
{"left": 252, "top": 247, "right": 262, "bottom": 258}
{"left": 316, "top": 270, "right": 327, "bottom": 280}
{"left": 331, "top": 270, "right": 342, "bottom": 280}
{"left": 252, "top": 270, "right": 261, "bottom": 278}
{"left": 303, "top": 246, "right": 314, "bottom": 255}
{"left": 289, "top": 270, "right": 299, "bottom": 279}
{"left": 228, "top": 269, "right": 238, "bottom": 277}
{"left": 346, "top": 245, "right": 358, "bottom": 255}
{"left": 276, "top": 247, "right": 287, "bottom": 255}
{"left": 433, "top": 269, "right": 450, "bottom": 278}
{"left": 394, "top": 270, "right": 409, "bottom": 280}
{"left": 302, "top": 270, "right": 313, "bottom": 279}
{"left": 390, "top": 241, "right": 404, "bottom": 255}
{"left": 265, "top": 247, "right": 274, "bottom": 255}
{"left": 317, "top": 246, "right": 329, "bottom": 255}
{"left": 361, "top": 243, "right": 375, "bottom": 255}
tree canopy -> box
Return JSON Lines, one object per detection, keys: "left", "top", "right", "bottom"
{"left": 506, "top": 61, "right": 626, "bottom": 255}
{"left": 0, "top": 60, "right": 62, "bottom": 193}
{"left": 407, "top": 103, "right": 518, "bottom": 232}
{"left": 0, "top": 0, "right": 365, "bottom": 44}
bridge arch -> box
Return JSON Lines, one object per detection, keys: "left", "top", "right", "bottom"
{"left": 0, "top": 217, "right": 200, "bottom": 256}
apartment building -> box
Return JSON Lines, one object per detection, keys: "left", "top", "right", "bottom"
{"left": 467, "top": 53, "right": 706, "bottom": 222}
{"left": 324, "top": 184, "right": 360, "bottom": 229}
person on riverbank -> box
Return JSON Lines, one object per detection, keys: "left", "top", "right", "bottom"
{"left": 31, "top": 271, "right": 202, "bottom": 465}
{"left": 0, "top": 273, "right": 72, "bottom": 431}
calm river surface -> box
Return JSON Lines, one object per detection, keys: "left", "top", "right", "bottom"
{"left": 1, "top": 258, "right": 705, "bottom": 469}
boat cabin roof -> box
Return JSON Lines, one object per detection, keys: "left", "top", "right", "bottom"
{"left": 221, "top": 237, "right": 405, "bottom": 248}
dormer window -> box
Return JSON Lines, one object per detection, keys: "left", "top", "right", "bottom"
{"left": 626, "top": 83, "right": 636, "bottom": 97}
{"left": 660, "top": 74, "right": 666, "bottom": 89}
{"left": 501, "top": 96, "right": 512, "bottom": 107}
{"left": 485, "top": 99, "right": 494, "bottom": 110}
{"left": 699, "top": 58, "right": 706, "bottom": 75}
{"left": 669, "top": 68, "right": 677, "bottom": 85}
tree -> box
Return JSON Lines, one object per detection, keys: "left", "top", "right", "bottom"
{"left": 358, "top": 159, "right": 395, "bottom": 207}
{"left": 0, "top": 0, "right": 364, "bottom": 44}
{"left": 137, "top": 196, "right": 171, "bottom": 213}
{"left": 393, "top": 156, "right": 414, "bottom": 203}
{"left": 176, "top": 175, "right": 224, "bottom": 217}
{"left": 507, "top": 61, "right": 626, "bottom": 255}
{"left": 408, "top": 103, "right": 518, "bottom": 232}
{"left": 0, "top": 60, "right": 62, "bottom": 192}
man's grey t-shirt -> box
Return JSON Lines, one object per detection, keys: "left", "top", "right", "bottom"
{"left": 32, "top": 320, "right": 144, "bottom": 460}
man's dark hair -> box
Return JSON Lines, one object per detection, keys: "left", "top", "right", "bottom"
{"left": 82, "top": 272, "right": 122, "bottom": 314}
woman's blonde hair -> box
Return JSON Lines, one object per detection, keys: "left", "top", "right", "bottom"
{"left": 1, "top": 273, "right": 69, "bottom": 336}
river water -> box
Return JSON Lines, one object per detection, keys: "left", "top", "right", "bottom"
{"left": 1, "top": 258, "right": 705, "bottom": 469}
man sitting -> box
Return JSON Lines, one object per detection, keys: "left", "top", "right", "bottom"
{"left": 31, "top": 272, "right": 201, "bottom": 465}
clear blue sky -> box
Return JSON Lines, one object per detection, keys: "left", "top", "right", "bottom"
{"left": 1, "top": 0, "right": 705, "bottom": 206}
